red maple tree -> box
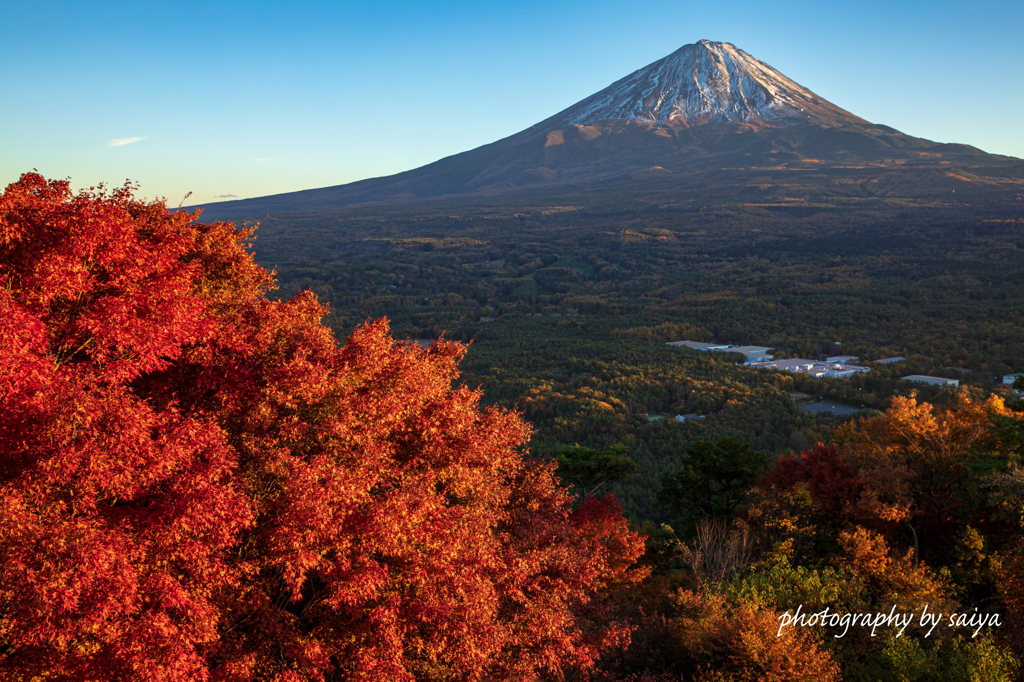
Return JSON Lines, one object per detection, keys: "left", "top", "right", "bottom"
{"left": 758, "top": 444, "right": 864, "bottom": 519}
{"left": 0, "top": 173, "right": 647, "bottom": 680}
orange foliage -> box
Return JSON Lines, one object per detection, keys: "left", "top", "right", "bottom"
{"left": 836, "top": 394, "right": 1012, "bottom": 531}
{"left": 673, "top": 590, "right": 841, "bottom": 682}
{"left": 836, "top": 527, "right": 950, "bottom": 610}
{"left": 0, "top": 174, "right": 647, "bottom": 680}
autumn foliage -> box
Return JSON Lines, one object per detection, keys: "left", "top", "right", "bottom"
{"left": 758, "top": 444, "right": 863, "bottom": 520}
{"left": 672, "top": 589, "right": 841, "bottom": 682}
{"left": 0, "top": 174, "right": 646, "bottom": 680}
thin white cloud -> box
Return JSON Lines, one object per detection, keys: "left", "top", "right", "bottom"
{"left": 108, "top": 136, "right": 146, "bottom": 147}
{"left": 215, "top": 194, "right": 238, "bottom": 198}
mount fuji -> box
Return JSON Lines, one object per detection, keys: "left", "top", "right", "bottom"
{"left": 198, "top": 40, "right": 1021, "bottom": 218}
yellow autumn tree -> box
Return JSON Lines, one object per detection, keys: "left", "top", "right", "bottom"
{"left": 835, "top": 394, "right": 1015, "bottom": 560}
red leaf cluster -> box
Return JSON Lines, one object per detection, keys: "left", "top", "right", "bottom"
{"left": 0, "top": 174, "right": 646, "bottom": 680}
{"left": 759, "top": 444, "right": 863, "bottom": 518}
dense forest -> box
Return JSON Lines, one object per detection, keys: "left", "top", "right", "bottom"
{"left": 247, "top": 188, "right": 1024, "bottom": 523}
{"left": 254, "top": 189, "right": 1024, "bottom": 374}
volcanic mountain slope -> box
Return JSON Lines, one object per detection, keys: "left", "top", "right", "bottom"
{"left": 198, "top": 40, "right": 1023, "bottom": 218}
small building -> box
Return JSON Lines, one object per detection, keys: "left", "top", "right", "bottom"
{"left": 766, "top": 359, "right": 818, "bottom": 372}
{"left": 1004, "top": 373, "right": 1023, "bottom": 386}
{"left": 666, "top": 340, "right": 731, "bottom": 351}
{"left": 875, "top": 357, "right": 905, "bottom": 364}
{"left": 821, "top": 366, "right": 864, "bottom": 379}
{"left": 740, "top": 353, "right": 774, "bottom": 364}
{"left": 675, "top": 413, "right": 705, "bottom": 422}
{"left": 827, "top": 355, "right": 859, "bottom": 364}
{"left": 730, "top": 345, "right": 775, "bottom": 363}
{"left": 667, "top": 341, "right": 774, "bottom": 363}
{"left": 749, "top": 358, "right": 870, "bottom": 379}
{"left": 901, "top": 375, "right": 959, "bottom": 387}
{"left": 730, "top": 345, "right": 773, "bottom": 355}
{"left": 808, "top": 363, "right": 869, "bottom": 379}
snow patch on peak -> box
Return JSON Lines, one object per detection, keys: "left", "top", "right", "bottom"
{"left": 533, "top": 40, "right": 862, "bottom": 132}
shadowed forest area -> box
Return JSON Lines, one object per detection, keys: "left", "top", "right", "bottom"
{"left": 243, "top": 189, "right": 1024, "bottom": 523}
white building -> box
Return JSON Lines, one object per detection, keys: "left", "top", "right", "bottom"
{"left": 750, "top": 358, "right": 870, "bottom": 379}
{"left": 667, "top": 341, "right": 773, "bottom": 363}
{"left": 901, "top": 375, "right": 959, "bottom": 387}
{"left": 730, "top": 346, "right": 775, "bottom": 364}
{"left": 666, "top": 340, "right": 732, "bottom": 351}
{"left": 826, "top": 355, "right": 859, "bottom": 364}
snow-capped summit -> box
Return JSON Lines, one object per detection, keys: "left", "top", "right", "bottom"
{"left": 196, "top": 40, "right": 1011, "bottom": 218}
{"left": 533, "top": 40, "right": 865, "bottom": 131}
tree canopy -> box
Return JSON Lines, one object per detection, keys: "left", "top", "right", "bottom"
{"left": 556, "top": 443, "right": 636, "bottom": 499}
{"left": 659, "top": 437, "right": 767, "bottom": 520}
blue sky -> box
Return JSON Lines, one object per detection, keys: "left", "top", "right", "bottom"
{"left": 3, "top": 0, "right": 1022, "bottom": 205}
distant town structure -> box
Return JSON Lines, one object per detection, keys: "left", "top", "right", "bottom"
{"left": 669, "top": 342, "right": 994, "bottom": 390}
{"left": 668, "top": 341, "right": 872, "bottom": 377}
{"left": 901, "top": 375, "right": 959, "bottom": 387}
{"left": 667, "top": 341, "right": 731, "bottom": 351}
{"left": 750, "top": 358, "right": 870, "bottom": 379}
{"left": 667, "top": 341, "right": 773, "bottom": 364}
{"left": 826, "top": 355, "right": 859, "bottom": 364}
{"left": 729, "top": 346, "right": 775, "bottom": 363}
{"left": 1004, "top": 373, "right": 1023, "bottom": 386}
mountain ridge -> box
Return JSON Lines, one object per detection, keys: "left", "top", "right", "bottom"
{"left": 195, "top": 41, "right": 1023, "bottom": 219}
